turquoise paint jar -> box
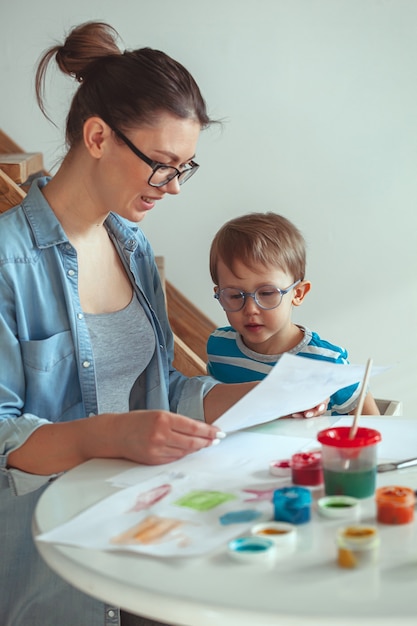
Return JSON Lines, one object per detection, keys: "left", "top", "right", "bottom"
{"left": 272, "top": 486, "right": 312, "bottom": 524}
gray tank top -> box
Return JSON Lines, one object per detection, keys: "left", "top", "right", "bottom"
{"left": 84, "top": 295, "right": 155, "bottom": 413}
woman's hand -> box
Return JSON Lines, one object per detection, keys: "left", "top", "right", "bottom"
{"left": 111, "top": 410, "right": 224, "bottom": 465}
{"left": 7, "top": 411, "right": 224, "bottom": 475}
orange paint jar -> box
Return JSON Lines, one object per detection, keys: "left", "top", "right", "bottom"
{"left": 375, "top": 486, "right": 415, "bottom": 525}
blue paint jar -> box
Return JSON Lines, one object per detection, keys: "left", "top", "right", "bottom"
{"left": 272, "top": 486, "right": 312, "bottom": 524}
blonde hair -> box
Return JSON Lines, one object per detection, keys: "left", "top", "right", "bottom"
{"left": 210, "top": 212, "right": 306, "bottom": 284}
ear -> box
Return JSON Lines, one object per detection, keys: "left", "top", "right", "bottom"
{"left": 82, "top": 117, "right": 111, "bottom": 159}
{"left": 292, "top": 280, "right": 311, "bottom": 307}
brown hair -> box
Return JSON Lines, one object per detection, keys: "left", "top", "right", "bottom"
{"left": 35, "top": 21, "right": 213, "bottom": 148}
{"left": 209, "top": 212, "right": 306, "bottom": 284}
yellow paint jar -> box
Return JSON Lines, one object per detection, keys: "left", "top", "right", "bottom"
{"left": 337, "top": 524, "right": 379, "bottom": 569}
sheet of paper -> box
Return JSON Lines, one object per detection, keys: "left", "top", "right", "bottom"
{"left": 109, "top": 430, "right": 314, "bottom": 487}
{"left": 214, "top": 353, "right": 390, "bottom": 433}
{"left": 37, "top": 431, "right": 315, "bottom": 557}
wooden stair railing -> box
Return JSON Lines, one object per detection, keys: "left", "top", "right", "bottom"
{"left": 0, "top": 129, "right": 215, "bottom": 377}
{"left": 154, "top": 258, "right": 215, "bottom": 377}
{"left": 0, "top": 128, "right": 24, "bottom": 153}
{"left": 165, "top": 280, "right": 216, "bottom": 365}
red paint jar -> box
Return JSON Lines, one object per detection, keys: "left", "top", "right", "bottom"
{"left": 375, "top": 486, "right": 415, "bottom": 525}
{"left": 290, "top": 451, "right": 323, "bottom": 486}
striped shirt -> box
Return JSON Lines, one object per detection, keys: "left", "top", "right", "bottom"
{"left": 207, "top": 325, "right": 360, "bottom": 414}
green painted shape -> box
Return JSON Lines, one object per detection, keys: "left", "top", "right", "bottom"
{"left": 174, "top": 490, "right": 237, "bottom": 511}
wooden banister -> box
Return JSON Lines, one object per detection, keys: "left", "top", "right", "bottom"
{"left": 0, "top": 129, "right": 24, "bottom": 153}
{"left": 165, "top": 280, "right": 216, "bottom": 364}
{"left": 155, "top": 256, "right": 215, "bottom": 375}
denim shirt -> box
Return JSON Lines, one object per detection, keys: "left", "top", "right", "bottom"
{"left": 0, "top": 177, "right": 218, "bottom": 626}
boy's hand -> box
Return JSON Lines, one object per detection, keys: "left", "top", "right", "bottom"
{"left": 291, "top": 399, "right": 329, "bottom": 419}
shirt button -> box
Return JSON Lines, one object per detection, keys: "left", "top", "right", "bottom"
{"left": 77, "top": 313, "right": 84, "bottom": 319}
{"left": 107, "top": 610, "right": 116, "bottom": 618}
{"left": 68, "top": 269, "right": 75, "bottom": 277}
{"left": 82, "top": 361, "right": 91, "bottom": 368}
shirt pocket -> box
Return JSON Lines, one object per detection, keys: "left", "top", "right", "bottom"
{"left": 20, "top": 331, "right": 82, "bottom": 421}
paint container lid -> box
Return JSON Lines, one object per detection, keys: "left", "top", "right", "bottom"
{"left": 290, "top": 451, "right": 322, "bottom": 470}
{"left": 272, "top": 486, "right": 312, "bottom": 506}
{"left": 318, "top": 496, "right": 360, "bottom": 519}
{"left": 376, "top": 485, "right": 416, "bottom": 507}
{"left": 251, "top": 521, "right": 297, "bottom": 546}
{"left": 269, "top": 459, "right": 291, "bottom": 477}
{"left": 337, "top": 524, "right": 379, "bottom": 551}
{"left": 227, "top": 536, "right": 276, "bottom": 562}
{"left": 317, "top": 427, "right": 381, "bottom": 448}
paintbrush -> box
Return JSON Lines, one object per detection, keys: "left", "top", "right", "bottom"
{"left": 348, "top": 358, "right": 373, "bottom": 440}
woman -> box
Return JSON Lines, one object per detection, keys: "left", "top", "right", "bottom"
{"left": 0, "top": 21, "right": 325, "bottom": 626}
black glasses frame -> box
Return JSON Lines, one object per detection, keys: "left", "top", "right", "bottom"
{"left": 111, "top": 126, "right": 199, "bottom": 188}
{"left": 214, "top": 279, "right": 301, "bottom": 312}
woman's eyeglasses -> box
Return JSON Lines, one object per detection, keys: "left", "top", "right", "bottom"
{"left": 111, "top": 126, "right": 199, "bottom": 188}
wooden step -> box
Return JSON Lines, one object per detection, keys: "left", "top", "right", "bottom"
{"left": 0, "top": 169, "right": 26, "bottom": 213}
{"left": 0, "top": 152, "right": 44, "bottom": 184}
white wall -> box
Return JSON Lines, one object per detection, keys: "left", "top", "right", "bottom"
{"left": 1, "top": 0, "right": 416, "bottom": 413}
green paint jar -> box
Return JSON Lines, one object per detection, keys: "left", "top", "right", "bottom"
{"left": 317, "top": 427, "right": 381, "bottom": 499}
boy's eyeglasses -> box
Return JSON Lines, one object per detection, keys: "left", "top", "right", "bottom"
{"left": 111, "top": 126, "right": 199, "bottom": 188}
{"left": 214, "top": 280, "right": 301, "bottom": 312}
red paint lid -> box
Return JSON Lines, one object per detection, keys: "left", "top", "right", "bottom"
{"left": 290, "top": 451, "right": 322, "bottom": 468}
{"left": 317, "top": 426, "right": 381, "bottom": 448}
{"left": 376, "top": 485, "right": 416, "bottom": 506}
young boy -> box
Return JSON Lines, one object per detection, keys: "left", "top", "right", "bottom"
{"left": 207, "top": 212, "right": 379, "bottom": 415}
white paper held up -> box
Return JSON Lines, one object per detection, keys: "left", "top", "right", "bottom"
{"left": 214, "top": 353, "right": 390, "bottom": 433}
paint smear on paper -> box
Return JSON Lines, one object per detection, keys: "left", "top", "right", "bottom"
{"left": 243, "top": 487, "right": 275, "bottom": 502}
{"left": 127, "top": 484, "right": 172, "bottom": 512}
{"left": 174, "top": 490, "right": 236, "bottom": 511}
{"left": 219, "top": 509, "right": 263, "bottom": 525}
{"left": 111, "top": 515, "right": 184, "bottom": 545}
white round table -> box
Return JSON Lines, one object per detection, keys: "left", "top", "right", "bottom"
{"left": 33, "top": 417, "right": 417, "bottom": 626}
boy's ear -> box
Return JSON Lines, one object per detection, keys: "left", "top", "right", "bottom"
{"left": 292, "top": 280, "right": 311, "bottom": 307}
{"left": 83, "top": 117, "right": 111, "bottom": 158}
